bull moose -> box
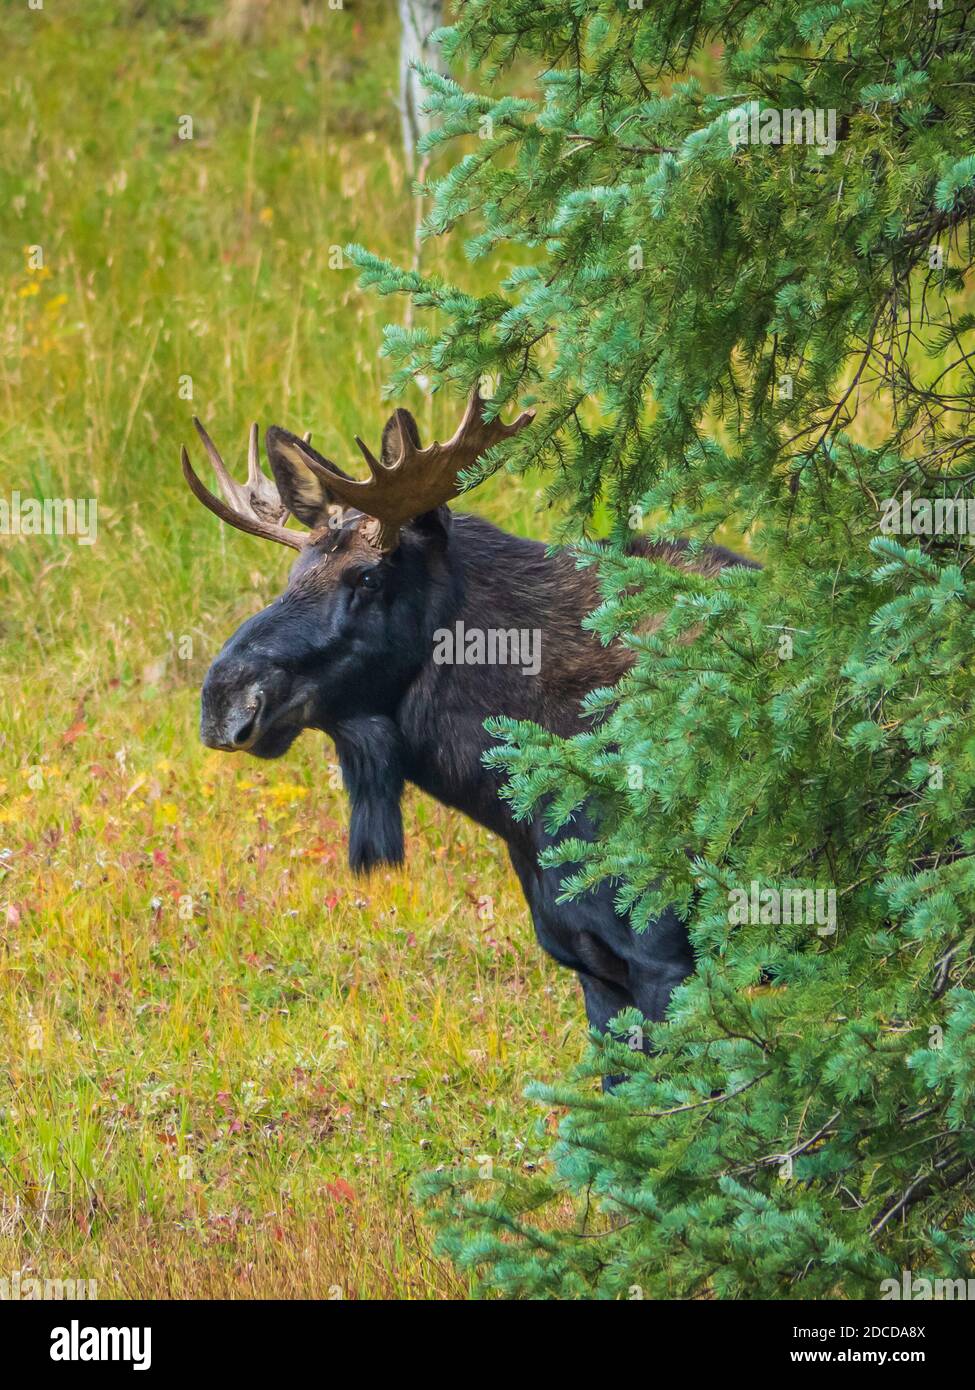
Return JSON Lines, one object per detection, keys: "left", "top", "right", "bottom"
{"left": 181, "top": 392, "right": 751, "bottom": 1073}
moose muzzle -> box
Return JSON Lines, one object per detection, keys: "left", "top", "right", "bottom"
{"left": 200, "top": 656, "right": 291, "bottom": 753}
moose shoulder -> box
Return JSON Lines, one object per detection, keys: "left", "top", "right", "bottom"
{"left": 181, "top": 395, "right": 755, "bottom": 1076}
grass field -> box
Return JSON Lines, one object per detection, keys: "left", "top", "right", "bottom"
{"left": 0, "top": 0, "right": 580, "bottom": 1299}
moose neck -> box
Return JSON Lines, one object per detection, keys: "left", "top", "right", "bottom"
{"left": 328, "top": 513, "right": 629, "bottom": 871}
{"left": 394, "top": 513, "right": 629, "bottom": 844}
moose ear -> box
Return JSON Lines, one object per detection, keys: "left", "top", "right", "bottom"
{"left": 380, "top": 409, "right": 451, "bottom": 544}
{"left": 380, "top": 407, "right": 421, "bottom": 465}
{"left": 264, "top": 426, "right": 347, "bottom": 530}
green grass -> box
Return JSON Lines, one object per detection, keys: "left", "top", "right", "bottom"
{"left": 0, "top": 0, "right": 577, "bottom": 1299}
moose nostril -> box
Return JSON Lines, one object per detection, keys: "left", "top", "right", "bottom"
{"left": 230, "top": 716, "right": 255, "bottom": 747}
{"left": 230, "top": 693, "right": 263, "bottom": 748}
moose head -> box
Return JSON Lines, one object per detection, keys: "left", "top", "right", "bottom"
{"left": 182, "top": 392, "right": 534, "bottom": 767}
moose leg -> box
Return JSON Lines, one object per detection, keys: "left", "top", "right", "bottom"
{"left": 622, "top": 905, "right": 695, "bottom": 1027}
{"left": 577, "top": 970, "right": 642, "bottom": 1092}
{"left": 575, "top": 907, "right": 695, "bottom": 1091}
{"left": 510, "top": 840, "right": 694, "bottom": 1089}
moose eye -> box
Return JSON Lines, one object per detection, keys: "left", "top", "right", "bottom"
{"left": 358, "top": 568, "right": 383, "bottom": 592}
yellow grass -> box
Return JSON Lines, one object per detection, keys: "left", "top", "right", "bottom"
{"left": 0, "top": 0, "right": 578, "bottom": 1299}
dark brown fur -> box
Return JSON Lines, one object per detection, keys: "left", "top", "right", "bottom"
{"left": 197, "top": 410, "right": 756, "bottom": 1082}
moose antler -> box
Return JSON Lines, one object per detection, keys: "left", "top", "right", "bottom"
{"left": 289, "top": 389, "right": 536, "bottom": 550}
{"left": 181, "top": 419, "right": 305, "bottom": 550}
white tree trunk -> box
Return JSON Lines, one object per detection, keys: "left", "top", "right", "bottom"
{"left": 399, "top": 0, "right": 445, "bottom": 173}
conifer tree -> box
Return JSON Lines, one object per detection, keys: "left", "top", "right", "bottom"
{"left": 351, "top": 0, "right": 975, "bottom": 1297}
